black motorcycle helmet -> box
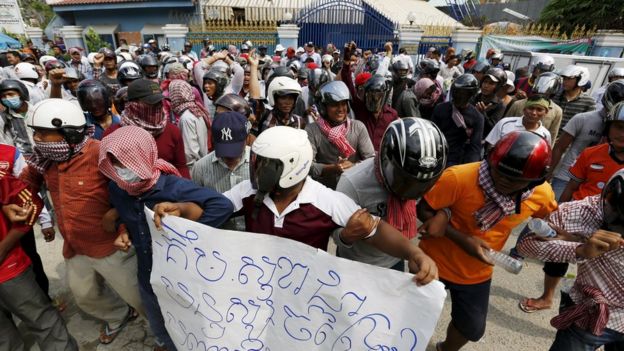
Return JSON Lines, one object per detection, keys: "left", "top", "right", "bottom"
{"left": 483, "top": 68, "right": 508, "bottom": 90}
{"left": 602, "top": 80, "right": 624, "bottom": 119}
{"left": 391, "top": 60, "right": 410, "bottom": 83}
{"left": 77, "top": 79, "right": 111, "bottom": 116}
{"left": 0, "top": 79, "right": 29, "bottom": 104}
{"left": 117, "top": 62, "right": 144, "bottom": 87}
{"left": 139, "top": 55, "right": 159, "bottom": 79}
{"left": 417, "top": 58, "right": 440, "bottom": 78}
{"left": 317, "top": 81, "right": 351, "bottom": 117}
{"left": 203, "top": 70, "right": 229, "bottom": 100}
{"left": 113, "top": 86, "right": 128, "bottom": 114}
{"left": 602, "top": 169, "right": 624, "bottom": 233}
{"left": 214, "top": 93, "right": 252, "bottom": 118}
{"left": 470, "top": 61, "right": 490, "bottom": 75}
{"left": 450, "top": 74, "right": 479, "bottom": 108}
{"left": 379, "top": 117, "right": 448, "bottom": 199}
{"left": 363, "top": 74, "right": 389, "bottom": 112}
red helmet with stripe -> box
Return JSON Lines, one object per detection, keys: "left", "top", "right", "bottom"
{"left": 488, "top": 131, "right": 551, "bottom": 184}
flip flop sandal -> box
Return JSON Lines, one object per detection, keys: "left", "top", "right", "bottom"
{"left": 99, "top": 306, "right": 139, "bottom": 345}
{"left": 518, "top": 298, "right": 551, "bottom": 313}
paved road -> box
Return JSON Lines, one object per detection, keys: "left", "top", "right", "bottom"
{"left": 24, "top": 225, "right": 566, "bottom": 351}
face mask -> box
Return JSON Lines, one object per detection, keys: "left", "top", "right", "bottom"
{"left": 2, "top": 96, "right": 22, "bottom": 110}
{"left": 114, "top": 165, "right": 141, "bottom": 183}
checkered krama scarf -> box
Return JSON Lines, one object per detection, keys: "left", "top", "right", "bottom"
{"left": 27, "top": 127, "right": 94, "bottom": 174}
{"left": 168, "top": 80, "right": 212, "bottom": 150}
{"left": 316, "top": 116, "right": 355, "bottom": 158}
{"left": 98, "top": 126, "right": 180, "bottom": 196}
{"left": 474, "top": 161, "right": 533, "bottom": 231}
{"left": 122, "top": 100, "right": 167, "bottom": 136}
{"left": 373, "top": 154, "right": 417, "bottom": 239}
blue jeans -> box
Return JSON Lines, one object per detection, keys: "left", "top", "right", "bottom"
{"left": 136, "top": 248, "right": 177, "bottom": 350}
{"left": 549, "top": 325, "right": 624, "bottom": 351}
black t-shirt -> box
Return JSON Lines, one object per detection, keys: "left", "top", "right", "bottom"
{"left": 99, "top": 75, "right": 121, "bottom": 95}
{"left": 431, "top": 101, "right": 484, "bottom": 167}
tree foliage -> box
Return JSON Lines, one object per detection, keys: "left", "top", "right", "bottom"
{"left": 84, "top": 27, "right": 111, "bottom": 53}
{"left": 539, "top": 0, "right": 624, "bottom": 34}
{"left": 21, "top": 0, "right": 55, "bottom": 28}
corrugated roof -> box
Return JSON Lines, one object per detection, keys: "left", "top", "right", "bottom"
{"left": 205, "top": 0, "right": 306, "bottom": 21}
{"left": 367, "top": 0, "right": 461, "bottom": 26}
{"left": 48, "top": 0, "right": 147, "bottom": 6}
{"left": 202, "top": 0, "right": 460, "bottom": 26}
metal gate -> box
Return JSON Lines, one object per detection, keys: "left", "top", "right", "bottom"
{"left": 187, "top": 20, "right": 279, "bottom": 56}
{"left": 295, "top": 0, "right": 398, "bottom": 51}
{"left": 416, "top": 36, "right": 453, "bottom": 63}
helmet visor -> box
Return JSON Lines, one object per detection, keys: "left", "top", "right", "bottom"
{"left": 365, "top": 90, "right": 386, "bottom": 112}
{"left": 381, "top": 157, "right": 440, "bottom": 200}
{"left": 250, "top": 153, "right": 284, "bottom": 194}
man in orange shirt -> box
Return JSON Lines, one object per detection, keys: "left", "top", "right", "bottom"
{"left": 417, "top": 131, "right": 557, "bottom": 351}
{"left": 19, "top": 99, "right": 144, "bottom": 345}
{"left": 560, "top": 101, "right": 624, "bottom": 202}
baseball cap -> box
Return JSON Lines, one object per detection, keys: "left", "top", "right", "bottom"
{"left": 212, "top": 111, "right": 248, "bottom": 158}
{"left": 275, "top": 44, "right": 285, "bottom": 52}
{"left": 306, "top": 41, "right": 314, "bottom": 47}
{"left": 127, "top": 78, "right": 164, "bottom": 104}
{"left": 148, "top": 39, "right": 156, "bottom": 44}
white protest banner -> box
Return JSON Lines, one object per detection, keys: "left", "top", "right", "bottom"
{"left": 146, "top": 208, "right": 446, "bottom": 351}
{"left": 0, "top": 0, "right": 24, "bottom": 34}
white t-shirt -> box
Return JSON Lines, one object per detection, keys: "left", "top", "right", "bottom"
{"left": 485, "top": 116, "right": 552, "bottom": 146}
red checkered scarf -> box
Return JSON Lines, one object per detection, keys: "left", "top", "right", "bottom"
{"left": 551, "top": 284, "right": 614, "bottom": 336}
{"left": 316, "top": 116, "right": 355, "bottom": 158}
{"left": 98, "top": 126, "right": 181, "bottom": 196}
{"left": 169, "top": 80, "right": 212, "bottom": 126}
{"left": 27, "top": 127, "right": 94, "bottom": 174}
{"left": 474, "top": 161, "right": 533, "bottom": 232}
{"left": 373, "top": 154, "right": 417, "bottom": 239}
{"left": 121, "top": 101, "right": 167, "bottom": 136}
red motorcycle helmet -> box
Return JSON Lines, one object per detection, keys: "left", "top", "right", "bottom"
{"left": 488, "top": 131, "right": 551, "bottom": 188}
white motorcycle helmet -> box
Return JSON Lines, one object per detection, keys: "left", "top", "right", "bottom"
{"left": 322, "top": 54, "right": 333, "bottom": 65}
{"left": 532, "top": 55, "right": 556, "bottom": 73}
{"left": 29, "top": 99, "right": 87, "bottom": 145}
{"left": 14, "top": 62, "right": 39, "bottom": 80}
{"left": 251, "top": 126, "right": 312, "bottom": 208}
{"left": 267, "top": 76, "right": 301, "bottom": 107}
{"left": 38, "top": 55, "right": 56, "bottom": 67}
{"left": 559, "top": 65, "right": 590, "bottom": 87}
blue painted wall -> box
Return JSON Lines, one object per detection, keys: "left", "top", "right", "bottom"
{"left": 50, "top": 0, "right": 195, "bottom": 33}
{"left": 71, "top": 8, "right": 193, "bottom": 32}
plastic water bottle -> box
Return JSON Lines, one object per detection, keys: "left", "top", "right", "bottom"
{"left": 527, "top": 218, "right": 557, "bottom": 238}
{"left": 486, "top": 249, "right": 523, "bottom": 274}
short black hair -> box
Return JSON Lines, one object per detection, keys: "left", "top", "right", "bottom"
{"left": 399, "top": 48, "right": 406, "bottom": 54}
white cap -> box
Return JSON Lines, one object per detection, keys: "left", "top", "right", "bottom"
{"left": 275, "top": 44, "right": 285, "bottom": 52}
{"left": 296, "top": 47, "right": 305, "bottom": 53}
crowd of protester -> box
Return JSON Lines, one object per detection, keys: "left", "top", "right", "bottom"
{"left": 0, "top": 35, "right": 623, "bottom": 351}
